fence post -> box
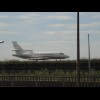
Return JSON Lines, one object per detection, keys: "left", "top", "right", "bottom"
{"left": 11, "top": 76, "right": 14, "bottom": 87}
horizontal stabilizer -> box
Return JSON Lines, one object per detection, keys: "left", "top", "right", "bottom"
{"left": 12, "top": 49, "right": 21, "bottom": 51}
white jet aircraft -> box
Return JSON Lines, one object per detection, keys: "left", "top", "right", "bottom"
{"left": 0, "top": 41, "right": 4, "bottom": 43}
{"left": 12, "top": 41, "right": 69, "bottom": 61}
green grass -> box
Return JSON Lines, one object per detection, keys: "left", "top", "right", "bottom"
{"left": 0, "top": 69, "right": 100, "bottom": 77}
{"left": 0, "top": 58, "right": 100, "bottom": 77}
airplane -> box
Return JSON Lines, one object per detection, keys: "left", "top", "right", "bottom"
{"left": 12, "top": 41, "right": 70, "bottom": 61}
{"left": 0, "top": 41, "right": 4, "bottom": 43}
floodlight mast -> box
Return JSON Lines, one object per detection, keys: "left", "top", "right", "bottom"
{"left": 76, "top": 12, "right": 80, "bottom": 87}
{"left": 88, "top": 34, "right": 91, "bottom": 77}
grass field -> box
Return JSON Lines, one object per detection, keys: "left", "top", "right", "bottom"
{"left": 0, "top": 58, "right": 100, "bottom": 77}
{"left": 0, "top": 69, "right": 100, "bottom": 77}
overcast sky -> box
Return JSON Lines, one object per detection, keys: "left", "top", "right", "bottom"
{"left": 0, "top": 12, "right": 100, "bottom": 61}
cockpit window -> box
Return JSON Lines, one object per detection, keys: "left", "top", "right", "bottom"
{"left": 60, "top": 53, "right": 64, "bottom": 55}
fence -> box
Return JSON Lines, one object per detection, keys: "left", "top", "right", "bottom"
{"left": 0, "top": 76, "right": 100, "bottom": 87}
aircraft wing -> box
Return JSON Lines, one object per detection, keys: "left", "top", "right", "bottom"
{"left": 29, "top": 57, "right": 49, "bottom": 60}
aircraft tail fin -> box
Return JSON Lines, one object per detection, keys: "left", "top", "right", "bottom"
{"left": 12, "top": 41, "right": 25, "bottom": 54}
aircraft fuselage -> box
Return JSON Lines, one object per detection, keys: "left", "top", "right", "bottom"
{"left": 12, "top": 53, "right": 69, "bottom": 60}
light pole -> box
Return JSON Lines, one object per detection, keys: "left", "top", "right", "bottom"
{"left": 88, "top": 34, "right": 91, "bottom": 77}
{"left": 76, "top": 12, "right": 80, "bottom": 87}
